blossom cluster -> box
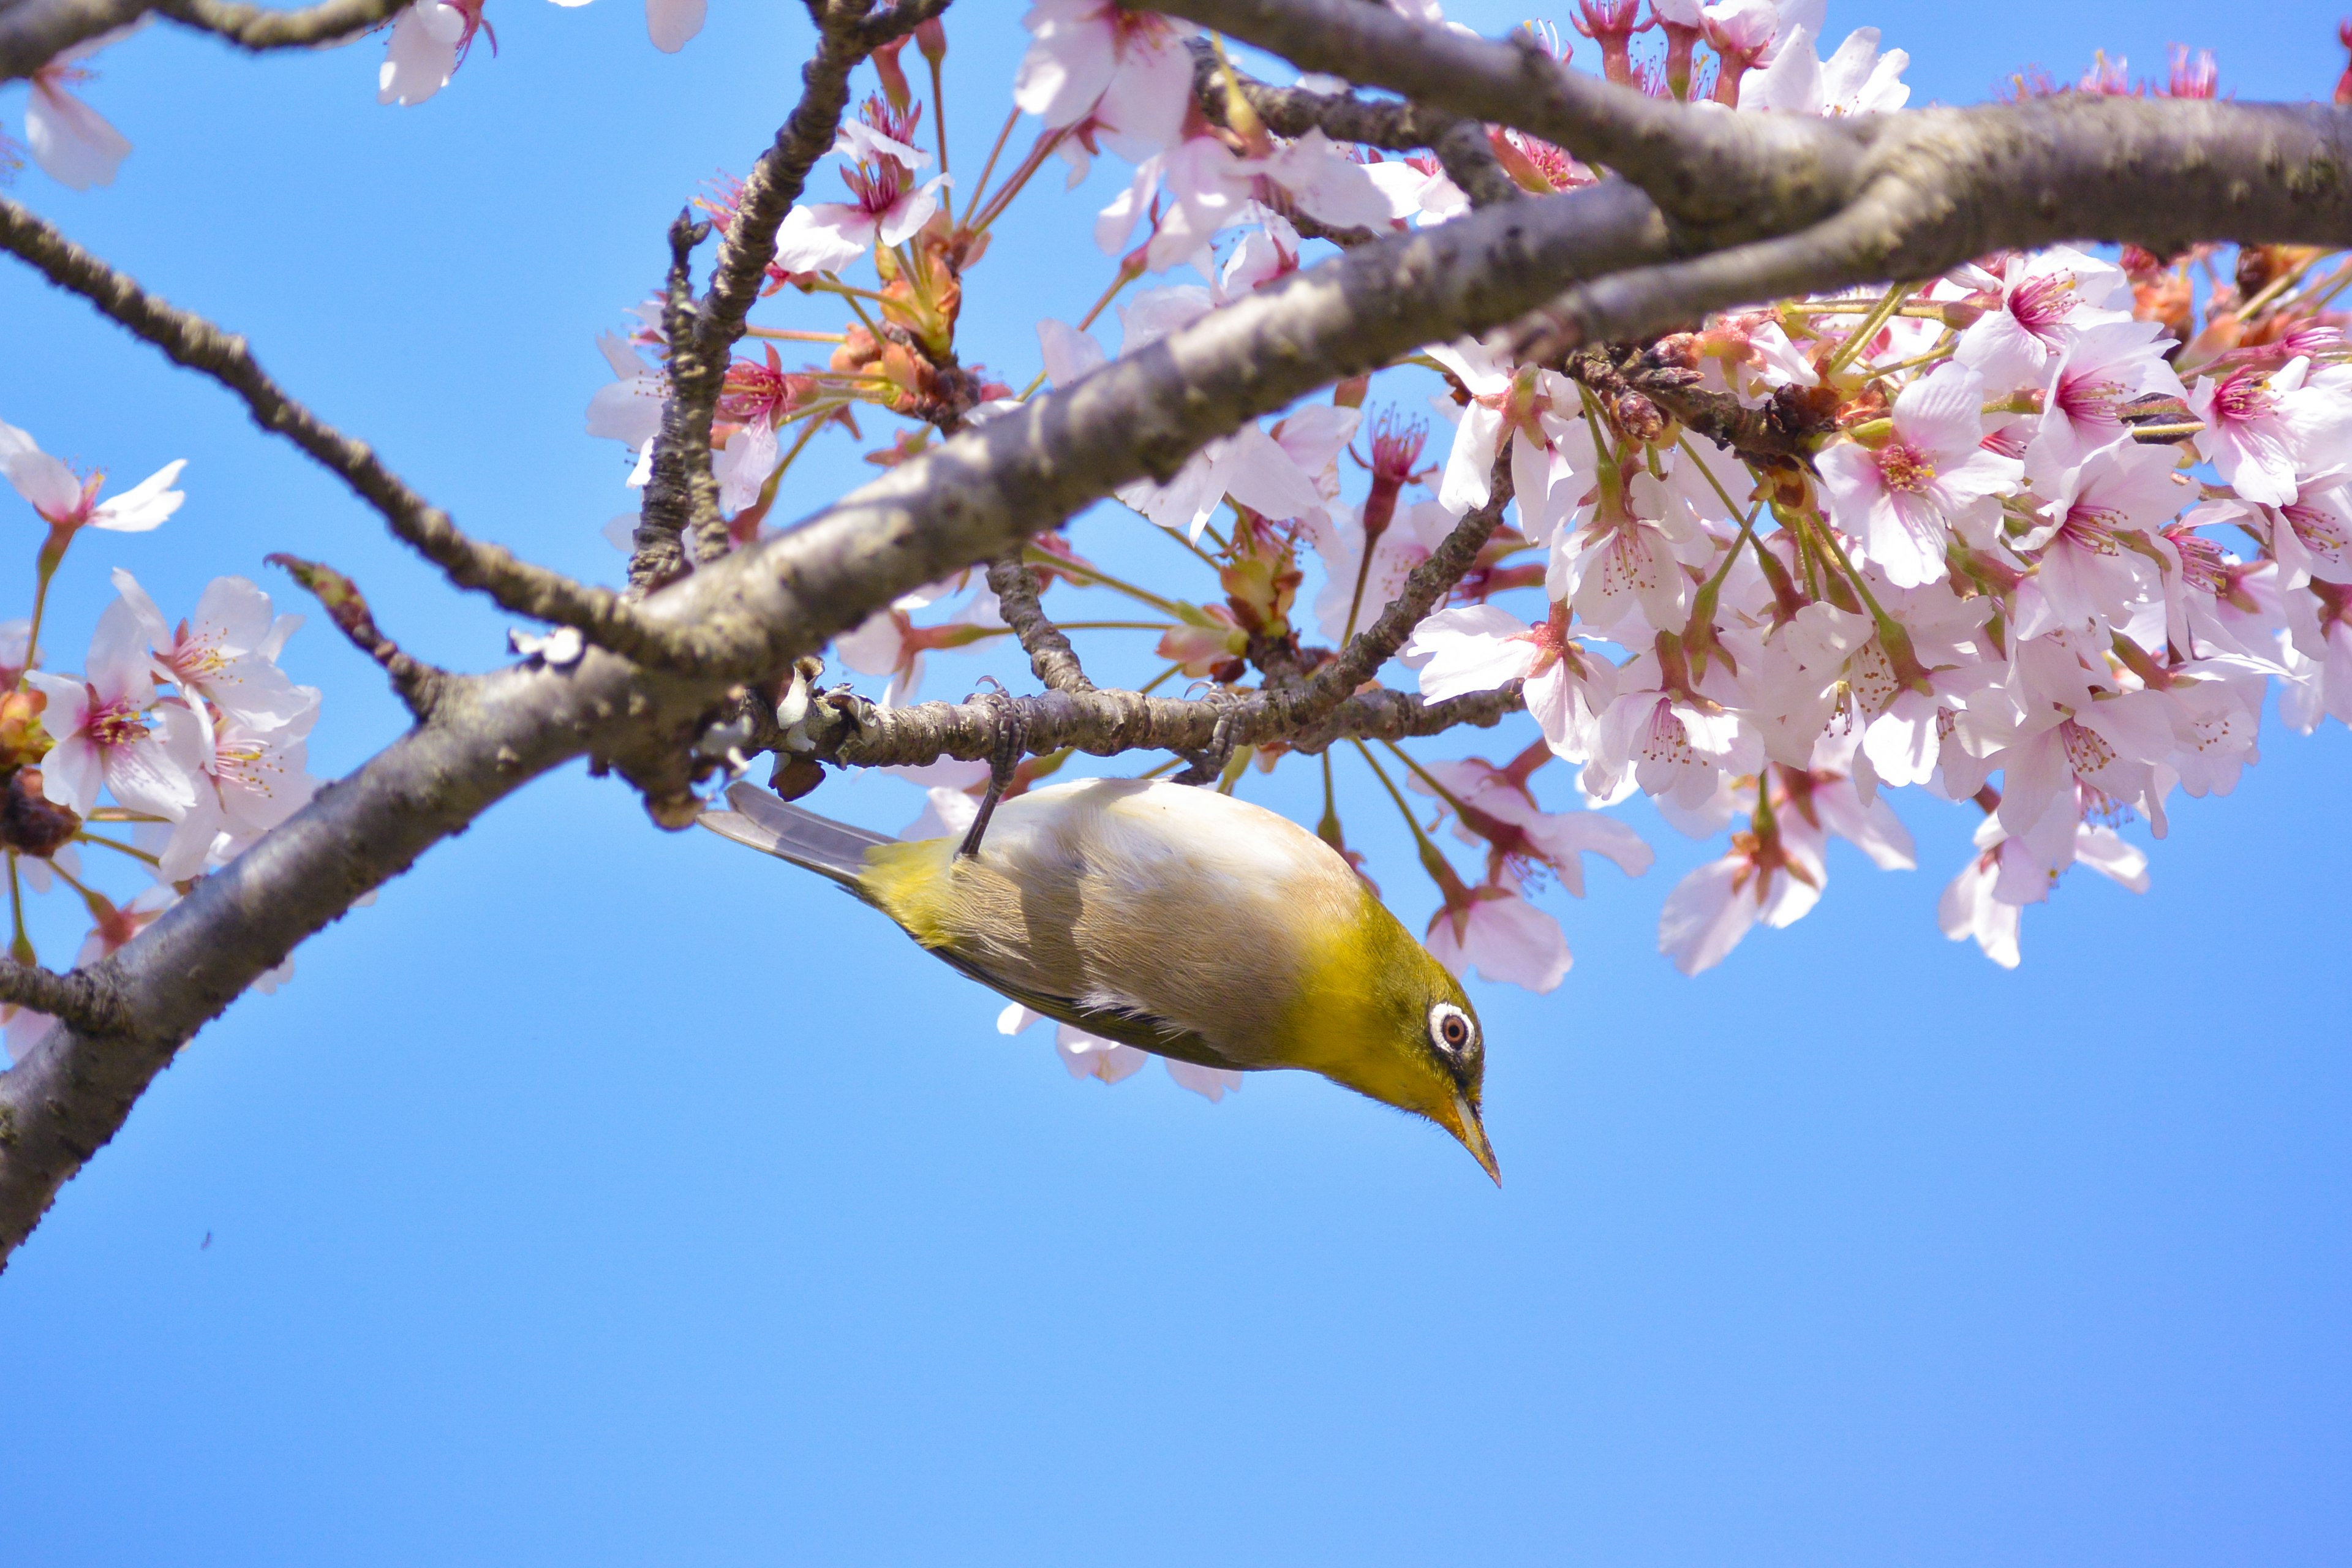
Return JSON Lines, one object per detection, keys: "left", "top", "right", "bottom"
{"left": 0, "top": 421, "right": 323, "bottom": 1061}
{"left": 567, "top": 2, "right": 2352, "bottom": 1097}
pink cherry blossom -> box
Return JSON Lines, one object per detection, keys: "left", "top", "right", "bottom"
{"left": 1953, "top": 247, "right": 2133, "bottom": 392}
{"left": 2012, "top": 437, "right": 2184, "bottom": 636}
{"left": 1939, "top": 815, "right": 2147, "bottom": 969}
{"left": 24, "top": 32, "right": 134, "bottom": 190}
{"left": 0, "top": 418, "right": 184, "bottom": 534}
{"left": 1412, "top": 752, "right": 1653, "bottom": 895}
{"left": 1582, "top": 641, "right": 1761, "bottom": 809}
{"left": 1816, "top": 362, "right": 2023, "bottom": 589}
{"left": 378, "top": 0, "right": 491, "bottom": 108}
{"left": 26, "top": 598, "right": 203, "bottom": 820}
{"left": 2029, "top": 318, "right": 2187, "bottom": 470}
{"left": 2282, "top": 582, "right": 2352, "bottom": 733}
{"left": 1014, "top": 0, "right": 1192, "bottom": 151}
{"left": 1425, "top": 339, "right": 1589, "bottom": 530}
{"left": 1657, "top": 827, "right": 1822, "bottom": 976}
{"left": 1425, "top": 867, "right": 1573, "bottom": 993}
{"left": 111, "top": 570, "right": 317, "bottom": 733}
{"left": 1739, "top": 24, "right": 1910, "bottom": 116}
{"left": 774, "top": 102, "right": 950, "bottom": 275}
{"left": 1401, "top": 602, "right": 1617, "bottom": 761}
{"left": 1095, "top": 134, "right": 1254, "bottom": 270}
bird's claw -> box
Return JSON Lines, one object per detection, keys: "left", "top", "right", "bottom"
{"left": 957, "top": 684, "right": 1028, "bottom": 859}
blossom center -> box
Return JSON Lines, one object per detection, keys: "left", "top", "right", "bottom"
{"left": 83, "top": 688, "right": 148, "bottom": 750}
{"left": 1875, "top": 441, "right": 1938, "bottom": 494}
{"left": 2008, "top": 273, "right": 2079, "bottom": 339}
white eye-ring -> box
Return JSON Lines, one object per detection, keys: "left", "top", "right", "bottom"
{"left": 1429, "top": 1002, "right": 1476, "bottom": 1057}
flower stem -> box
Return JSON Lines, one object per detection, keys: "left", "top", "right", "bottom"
{"left": 6, "top": 853, "right": 32, "bottom": 967}
{"left": 1820, "top": 283, "right": 1917, "bottom": 378}
{"left": 75, "top": 831, "right": 161, "bottom": 868}
{"left": 963, "top": 106, "right": 1022, "bottom": 224}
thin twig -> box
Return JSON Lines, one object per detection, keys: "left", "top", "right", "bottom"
{"left": 266, "top": 554, "right": 448, "bottom": 720}
{"left": 985, "top": 546, "right": 1094, "bottom": 693}
{"left": 0, "top": 195, "right": 689, "bottom": 669}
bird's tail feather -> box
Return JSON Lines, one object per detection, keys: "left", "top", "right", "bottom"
{"left": 699, "top": 780, "right": 892, "bottom": 887}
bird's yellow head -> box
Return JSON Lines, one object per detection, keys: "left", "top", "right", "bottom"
{"left": 1279, "top": 893, "right": 1498, "bottom": 1184}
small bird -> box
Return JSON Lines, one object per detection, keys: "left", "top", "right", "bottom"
{"left": 701, "top": 775, "right": 1498, "bottom": 1181}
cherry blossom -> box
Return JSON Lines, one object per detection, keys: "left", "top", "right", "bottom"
{"left": 2011, "top": 437, "right": 2184, "bottom": 636}
{"left": 1816, "top": 363, "right": 2024, "bottom": 589}
{"left": 111, "top": 570, "right": 315, "bottom": 733}
{"left": 1425, "top": 866, "right": 1574, "bottom": 993}
{"left": 1738, "top": 24, "right": 1910, "bottom": 115}
{"left": 378, "top": 0, "right": 491, "bottom": 108}
{"left": 1014, "top": 0, "right": 1192, "bottom": 150}
{"left": 774, "top": 102, "right": 951, "bottom": 276}
{"left": 1954, "top": 247, "right": 2134, "bottom": 392}
{"left": 1402, "top": 602, "right": 1617, "bottom": 761}
{"left": 1425, "top": 339, "right": 1590, "bottom": 530}
{"left": 2030, "top": 319, "right": 2187, "bottom": 469}
{"left": 0, "top": 420, "right": 184, "bottom": 535}
{"left": 1411, "top": 751, "right": 1654, "bottom": 895}
{"left": 24, "top": 32, "right": 134, "bottom": 190}
{"left": 1939, "top": 815, "right": 2148, "bottom": 969}
{"left": 26, "top": 599, "right": 203, "bottom": 820}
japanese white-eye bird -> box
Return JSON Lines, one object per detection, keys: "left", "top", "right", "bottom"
{"left": 701, "top": 775, "right": 1499, "bottom": 1182}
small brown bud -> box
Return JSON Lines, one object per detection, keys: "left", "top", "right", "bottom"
{"left": 0, "top": 767, "right": 80, "bottom": 859}
{"left": 1612, "top": 393, "right": 1666, "bottom": 443}
{"left": 1642, "top": 333, "right": 1702, "bottom": 371}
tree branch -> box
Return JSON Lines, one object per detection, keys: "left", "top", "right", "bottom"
{"left": 986, "top": 548, "right": 1093, "bottom": 693}
{"left": 1273, "top": 454, "right": 1514, "bottom": 734}
{"left": 638, "top": 176, "right": 1675, "bottom": 681}
{"left": 1, "top": 0, "right": 403, "bottom": 81}
{"left": 1153, "top": 0, "right": 2352, "bottom": 263}
{"left": 151, "top": 0, "right": 404, "bottom": 51}
{"left": 799, "top": 678, "right": 1524, "bottom": 770}
{"left": 266, "top": 553, "right": 448, "bottom": 720}
{"left": 0, "top": 959, "right": 127, "bottom": 1035}
{"left": 0, "top": 195, "right": 687, "bottom": 664}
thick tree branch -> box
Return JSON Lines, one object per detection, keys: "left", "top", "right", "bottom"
{"left": 986, "top": 548, "right": 1093, "bottom": 693}
{"left": 151, "top": 0, "right": 402, "bottom": 50}
{"left": 1153, "top": 0, "right": 1862, "bottom": 241}
{"left": 638, "top": 177, "right": 1675, "bottom": 681}
{"left": 1154, "top": 0, "right": 2352, "bottom": 264}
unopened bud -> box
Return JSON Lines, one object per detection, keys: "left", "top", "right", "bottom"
{"left": 1332, "top": 374, "right": 1370, "bottom": 409}
{"left": 1612, "top": 392, "right": 1665, "bottom": 442}
{"left": 0, "top": 767, "right": 80, "bottom": 860}
{"left": 872, "top": 36, "right": 914, "bottom": 111}
{"left": 1642, "top": 333, "right": 1702, "bottom": 371}
{"left": 914, "top": 15, "right": 946, "bottom": 65}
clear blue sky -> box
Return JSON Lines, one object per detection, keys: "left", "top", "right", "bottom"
{"left": 4, "top": 2, "right": 2350, "bottom": 1562}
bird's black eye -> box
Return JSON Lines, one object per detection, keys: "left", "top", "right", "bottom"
{"left": 1429, "top": 1002, "right": 1475, "bottom": 1057}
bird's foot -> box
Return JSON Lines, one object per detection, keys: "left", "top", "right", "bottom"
{"left": 957, "top": 682, "right": 1029, "bottom": 859}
